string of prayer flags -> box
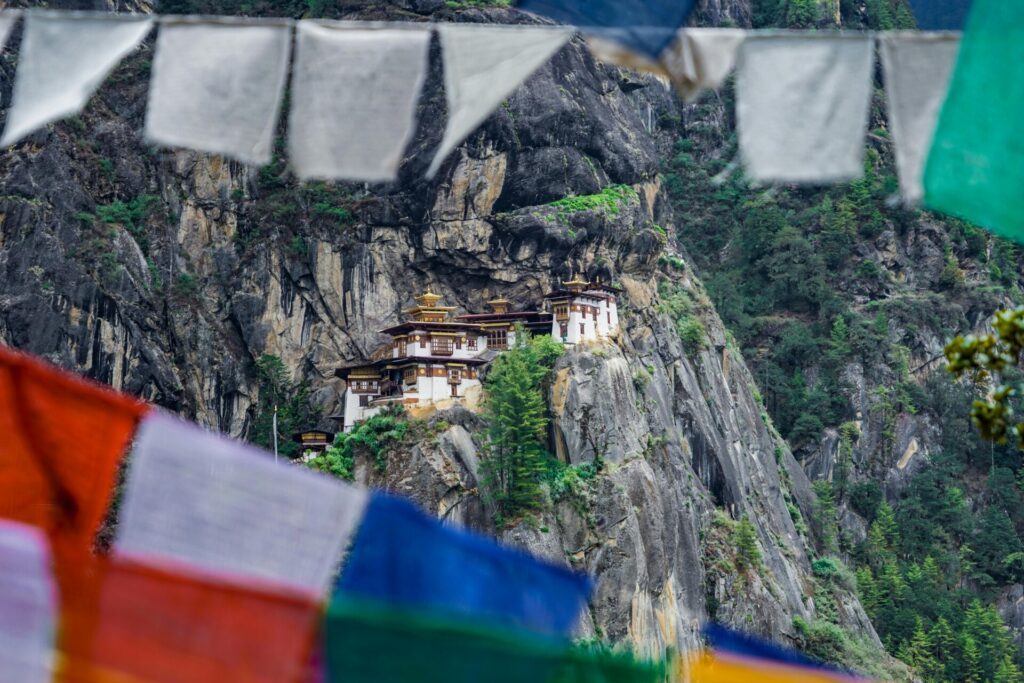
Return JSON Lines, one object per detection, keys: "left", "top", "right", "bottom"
{"left": 0, "top": 521, "right": 56, "bottom": 683}
{"left": 115, "top": 411, "right": 368, "bottom": 597}
{"left": 289, "top": 22, "right": 430, "bottom": 182}
{"left": 0, "top": 345, "right": 148, "bottom": 554}
{"left": 58, "top": 554, "right": 320, "bottom": 683}
{"left": 923, "top": 0, "right": 1024, "bottom": 242}
{"left": 0, "top": 10, "right": 20, "bottom": 52}
{"left": 516, "top": 0, "right": 696, "bottom": 60}
{"left": 335, "top": 493, "right": 592, "bottom": 636}
{"left": 689, "top": 623, "right": 871, "bottom": 682}
{"left": 0, "top": 11, "right": 153, "bottom": 147}
{"left": 323, "top": 599, "right": 666, "bottom": 683}
{"left": 878, "top": 32, "right": 960, "bottom": 206}
{"left": 144, "top": 18, "right": 292, "bottom": 166}
{"left": 735, "top": 34, "right": 874, "bottom": 184}
{"left": 426, "top": 24, "right": 573, "bottom": 178}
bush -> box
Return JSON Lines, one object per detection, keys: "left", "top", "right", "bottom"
{"left": 677, "top": 315, "right": 707, "bottom": 354}
{"left": 793, "top": 617, "right": 849, "bottom": 665}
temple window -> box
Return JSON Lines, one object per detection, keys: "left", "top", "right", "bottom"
{"left": 467, "top": 336, "right": 476, "bottom": 349}
{"left": 397, "top": 339, "right": 407, "bottom": 356}
{"left": 487, "top": 329, "right": 508, "bottom": 350}
{"left": 432, "top": 336, "right": 453, "bottom": 355}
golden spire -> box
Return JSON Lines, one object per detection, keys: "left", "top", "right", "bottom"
{"left": 562, "top": 272, "right": 590, "bottom": 292}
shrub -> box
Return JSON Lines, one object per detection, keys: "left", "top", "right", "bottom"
{"left": 677, "top": 315, "right": 707, "bottom": 354}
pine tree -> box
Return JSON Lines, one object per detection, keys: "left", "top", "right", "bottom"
{"left": 897, "top": 619, "right": 939, "bottom": 681}
{"left": 995, "top": 655, "right": 1024, "bottom": 683}
{"left": 930, "top": 616, "right": 957, "bottom": 669}
{"left": 962, "top": 636, "right": 982, "bottom": 683}
{"left": 733, "top": 515, "right": 762, "bottom": 572}
{"left": 479, "top": 327, "right": 563, "bottom": 522}
{"left": 856, "top": 566, "right": 879, "bottom": 617}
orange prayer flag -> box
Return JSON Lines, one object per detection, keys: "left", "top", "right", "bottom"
{"left": 0, "top": 345, "right": 148, "bottom": 552}
{"left": 58, "top": 555, "right": 321, "bottom": 683}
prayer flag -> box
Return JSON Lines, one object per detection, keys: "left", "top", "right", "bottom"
{"left": 324, "top": 599, "right": 665, "bottom": 683}
{"left": 909, "top": 0, "right": 973, "bottom": 30}
{"left": 335, "top": 493, "right": 592, "bottom": 636}
{"left": 736, "top": 34, "right": 874, "bottom": 184}
{"left": 587, "top": 28, "right": 744, "bottom": 101}
{"left": 0, "top": 345, "right": 148, "bottom": 553}
{"left": 0, "top": 521, "right": 56, "bottom": 683}
{"left": 689, "top": 624, "right": 871, "bottom": 682}
{"left": 289, "top": 22, "right": 430, "bottom": 182}
{"left": 879, "top": 32, "right": 960, "bottom": 205}
{"left": 516, "top": 0, "right": 696, "bottom": 60}
{"left": 427, "top": 24, "right": 572, "bottom": 178}
{"left": 116, "top": 411, "right": 368, "bottom": 597}
{"left": 59, "top": 555, "right": 319, "bottom": 683}
{"left": 923, "top": 0, "right": 1024, "bottom": 241}
{"left": 0, "top": 11, "right": 154, "bottom": 147}
{"left": 661, "top": 29, "right": 745, "bottom": 102}
{"left": 144, "top": 18, "right": 291, "bottom": 165}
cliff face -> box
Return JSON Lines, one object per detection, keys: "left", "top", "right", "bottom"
{"left": 0, "top": 0, "right": 900, "bottom": 672}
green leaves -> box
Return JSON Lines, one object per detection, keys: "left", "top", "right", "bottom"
{"left": 945, "top": 307, "right": 1024, "bottom": 448}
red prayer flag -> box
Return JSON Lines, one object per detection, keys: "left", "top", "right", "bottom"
{"left": 58, "top": 555, "right": 321, "bottom": 683}
{"left": 0, "top": 345, "right": 148, "bottom": 555}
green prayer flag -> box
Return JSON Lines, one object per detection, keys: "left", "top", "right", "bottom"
{"left": 323, "top": 599, "right": 666, "bottom": 683}
{"left": 923, "top": 0, "right": 1024, "bottom": 241}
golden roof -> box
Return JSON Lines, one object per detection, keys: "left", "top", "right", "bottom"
{"left": 562, "top": 273, "right": 590, "bottom": 288}
{"left": 415, "top": 291, "right": 443, "bottom": 306}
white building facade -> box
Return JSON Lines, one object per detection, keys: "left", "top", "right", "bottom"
{"left": 337, "top": 279, "right": 619, "bottom": 432}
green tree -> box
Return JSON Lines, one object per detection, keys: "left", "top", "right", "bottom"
{"left": 995, "top": 655, "right": 1024, "bottom": 683}
{"left": 786, "top": 0, "right": 817, "bottom": 26}
{"left": 479, "top": 329, "right": 564, "bottom": 522}
{"left": 733, "top": 515, "right": 763, "bottom": 572}
{"left": 897, "top": 619, "right": 939, "bottom": 681}
{"left": 930, "top": 616, "right": 958, "bottom": 678}
{"left": 961, "top": 636, "right": 982, "bottom": 683}
{"left": 249, "top": 354, "right": 313, "bottom": 459}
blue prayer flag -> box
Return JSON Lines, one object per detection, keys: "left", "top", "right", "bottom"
{"left": 515, "top": 0, "right": 697, "bottom": 60}
{"left": 335, "top": 494, "right": 593, "bottom": 637}
{"left": 908, "top": 0, "right": 973, "bottom": 30}
{"left": 702, "top": 624, "right": 865, "bottom": 679}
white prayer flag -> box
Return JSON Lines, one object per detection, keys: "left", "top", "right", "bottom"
{"left": 879, "top": 32, "right": 960, "bottom": 205}
{"left": 587, "top": 28, "right": 743, "bottom": 101}
{"left": 661, "top": 28, "right": 745, "bottom": 102}
{"left": 736, "top": 34, "right": 874, "bottom": 184}
{"left": 0, "top": 10, "right": 21, "bottom": 53}
{"left": 0, "top": 521, "right": 56, "bottom": 683}
{"left": 144, "top": 18, "right": 291, "bottom": 166}
{"left": 289, "top": 22, "right": 430, "bottom": 182}
{"left": 115, "top": 411, "right": 369, "bottom": 596}
{"left": 1, "top": 11, "right": 154, "bottom": 147}
{"left": 427, "top": 24, "right": 573, "bottom": 178}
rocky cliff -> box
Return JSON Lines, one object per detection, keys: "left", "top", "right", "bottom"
{"left": 0, "top": 0, "right": 903, "bottom": 674}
